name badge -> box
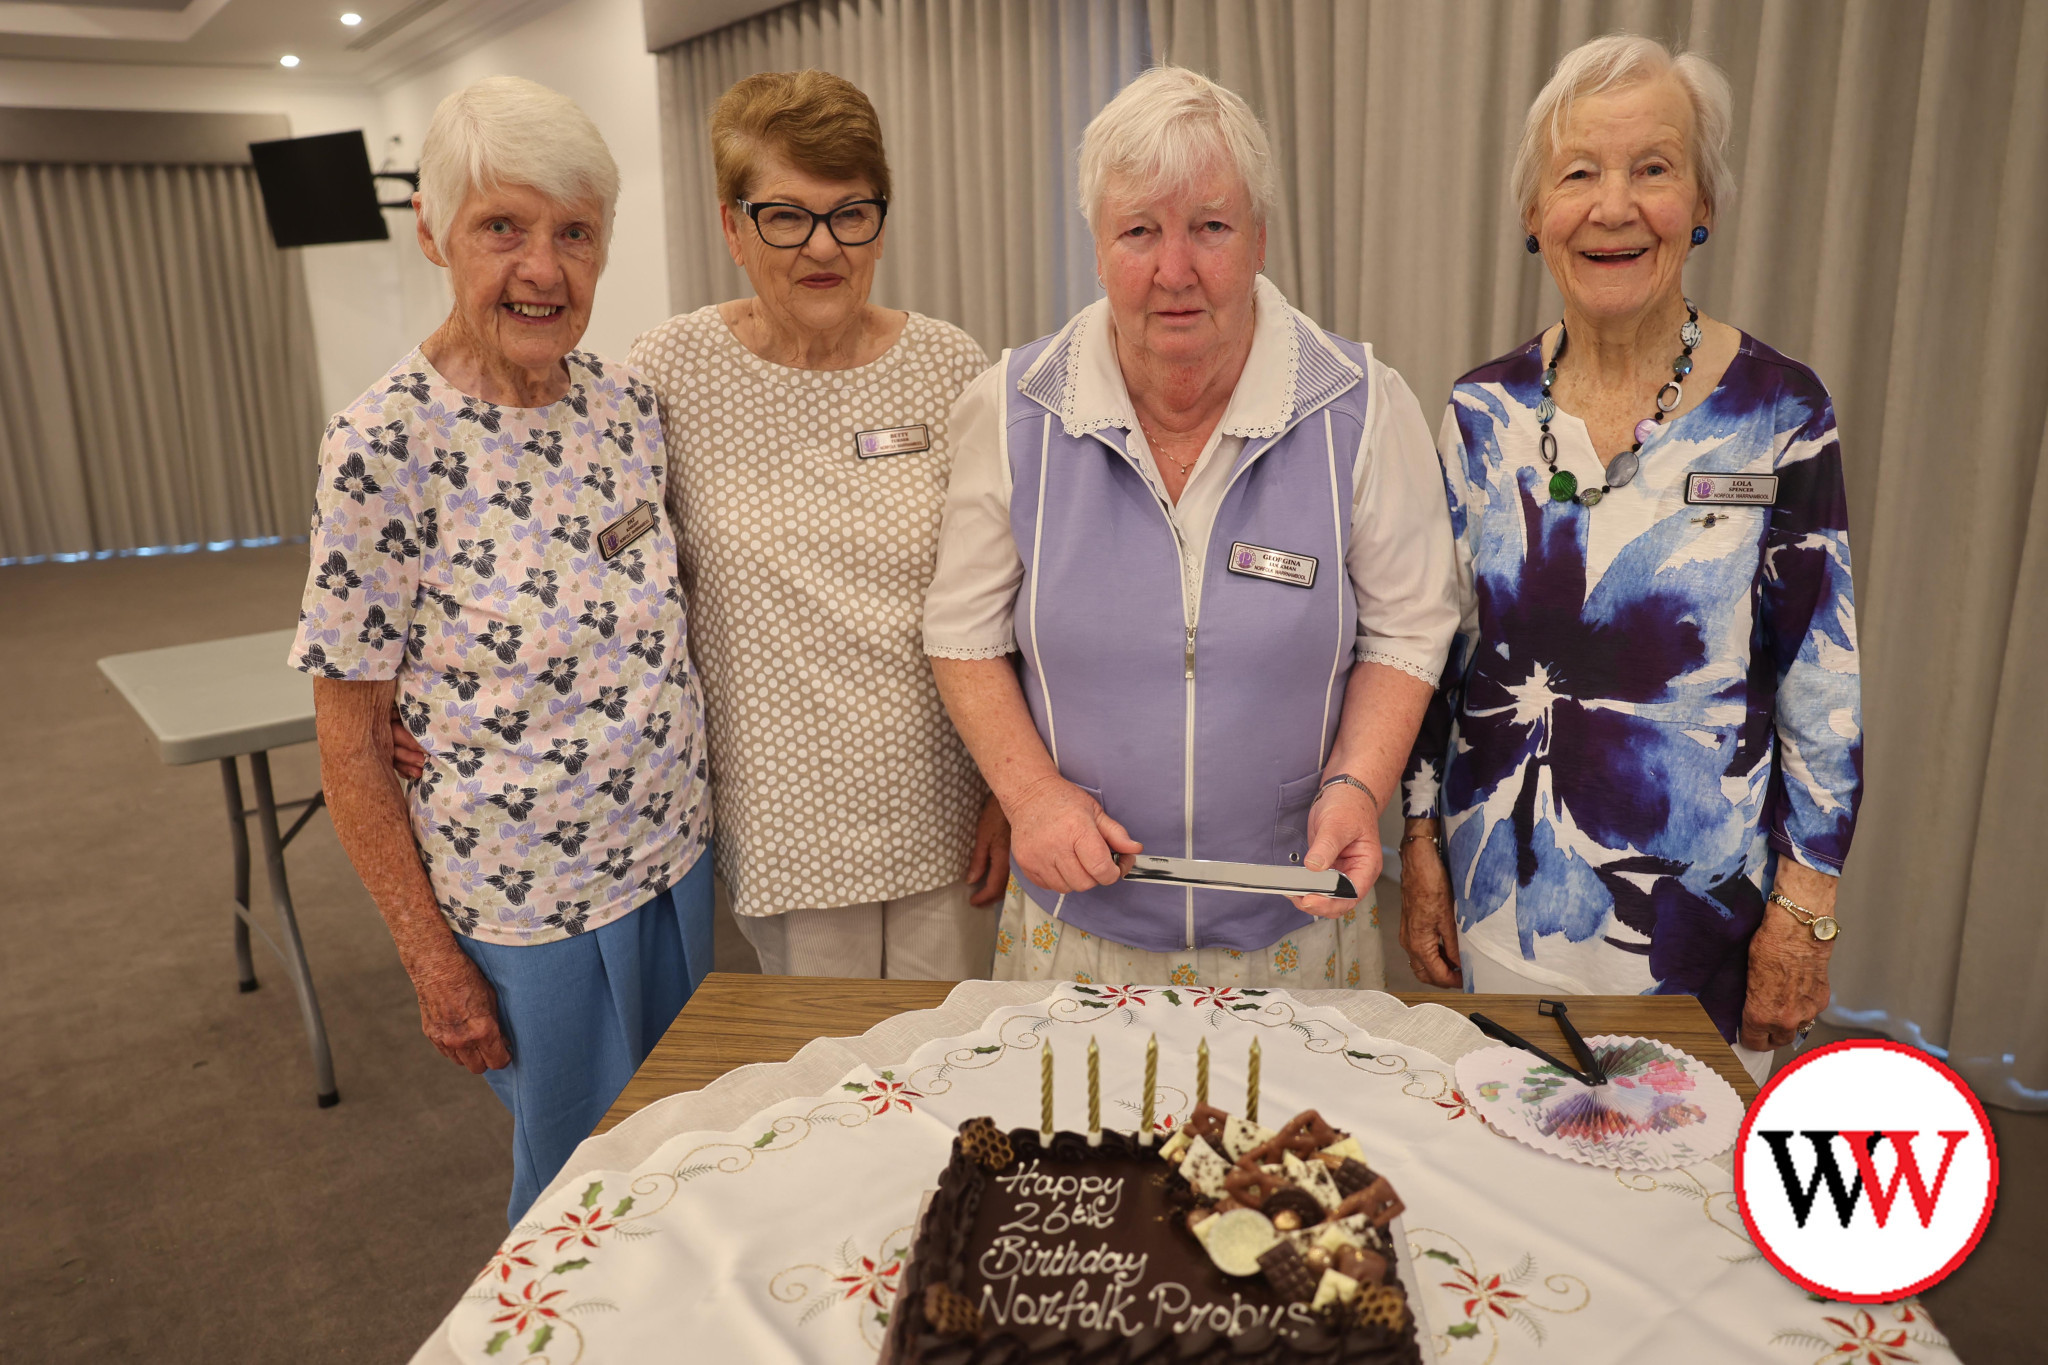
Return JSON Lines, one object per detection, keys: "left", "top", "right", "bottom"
{"left": 1227, "top": 541, "right": 1318, "bottom": 589}
{"left": 597, "top": 500, "right": 656, "bottom": 559}
{"left": 1685, "top": 473, "right": 1779, "bottom": 506}
{"left": 853, "top": 424, "right": 930, "bottom": 459}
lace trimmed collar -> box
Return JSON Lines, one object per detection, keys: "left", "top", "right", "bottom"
{"left": 1016, "top": 275, "right": 1362, "bottom": 440}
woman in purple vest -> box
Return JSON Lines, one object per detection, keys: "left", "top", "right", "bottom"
{"left": 924, "top": 67, "right": 1458, "bottom": 990}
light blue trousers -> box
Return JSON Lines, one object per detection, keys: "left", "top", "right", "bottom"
{"left": 457, "top": 852, "right": 714, "bottom": 1225}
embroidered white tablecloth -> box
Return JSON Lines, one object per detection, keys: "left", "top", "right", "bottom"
{"left": 407, "top": 983, "right": 1960, "bottom": 1365}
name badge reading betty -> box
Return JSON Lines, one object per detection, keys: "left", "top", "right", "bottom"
{"left": 852, "top": 424, "right": 931, "bottom": 459}
{"left": 1685, "top": 472, "right": 1779, "bottom": 506}
{"left": 597, "top": 500, "right": 656, "bottom": 560}
{"left": 1227, "top": 541, "right": 1318, "bottom": 589}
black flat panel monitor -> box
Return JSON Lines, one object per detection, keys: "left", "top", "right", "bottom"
{"left": 248, "top": 130, "right": 390, "bottom": 248}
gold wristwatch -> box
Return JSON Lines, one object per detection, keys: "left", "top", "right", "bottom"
{"left": 1769, "top": 891, "right": 1839, "bottom": 941}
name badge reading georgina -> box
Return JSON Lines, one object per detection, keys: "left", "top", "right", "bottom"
{"left": 1227, "top": 542, "right": 1318, "bottom": 589}
{"left": 1685, "top": 473, "right": 1779, "bottom": 506}
{"left": 597, "top": 500, "right": 656, "bottom": 560}
{"left": 853, "top": 424, "right": 931, "bottom": 459}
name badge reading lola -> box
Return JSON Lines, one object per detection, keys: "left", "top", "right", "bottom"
{"left": 852, "top": 424, "right": 931, "bottom": 459}
{"left": 597, "top": 500, "right": 656, "bottom": 560}
{"left": 1226, "top": 541, "right": 1318, "bottom": 589}
{"left": 1685, "top": 472, "right": 1779, "bottom": 506}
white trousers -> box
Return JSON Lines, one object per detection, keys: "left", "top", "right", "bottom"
{"left": 736, "top": 880, "right": 997, "bottom": 980}
{"left": 1464, "top": 945, "right": 1774, "bottom": 1085}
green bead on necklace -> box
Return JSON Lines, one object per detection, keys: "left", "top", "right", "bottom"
{"left": 1537, "top": 300, "right": 1700, "bottom": 506}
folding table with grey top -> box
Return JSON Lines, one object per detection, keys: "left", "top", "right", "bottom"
{"left": 98, "top": 627, "right": 339, "bottom": 1107}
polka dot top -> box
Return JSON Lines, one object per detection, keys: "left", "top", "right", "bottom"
{"left": 629, "top": 306, "right": 992, "bottom": 916}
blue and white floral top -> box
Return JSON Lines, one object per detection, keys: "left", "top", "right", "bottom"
{"left": 1402, "top": 331, "right": 1862, "bottom": 1040}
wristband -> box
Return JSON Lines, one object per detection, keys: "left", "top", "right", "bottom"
{"left": 1315, "top": 772, "right": 1382, "bottom": 816}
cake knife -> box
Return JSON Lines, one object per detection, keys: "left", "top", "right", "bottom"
{"left": 1120, "top": 854, "right": 1358, "bottom": 901}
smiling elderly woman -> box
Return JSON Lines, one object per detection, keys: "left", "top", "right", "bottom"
{"left": 1398, "top": 36, "right": 1863, "bottom": 1081}
{"left": 926, "top": 67, "right": 1457, "bottom": 989}
{"left": 293, "top": 77, "right": 712, "bottom": 1223}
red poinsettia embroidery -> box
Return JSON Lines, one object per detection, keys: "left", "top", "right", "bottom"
{"left": 1441, "top": 1266, "right": 1526, "bottom": 1320}
{"left": 474, "top": 1238, "right": 538, "bottom": 1284}
{"left": 859, "top": 1078, "right": 922, "bottom": 1114}
{"left": 1098, "top": 985, "right": 1153, "bottom": 1009}
{"left": 1434, "top": 1089, "right": 1473, "bottom": 1121}
{"left": 1186, "top": 986, "right": 1243, "bottom": 1009}
{"left": 544, "top": 1206, "right": 617, "bottom": 1252}
{"left": 1821, "top": 1310, "right": 1917, "bottom": 1364}
{"left": 834, "top": 1254, "right": 904, "bottom": 1307}
{"left": 490, "top": 1281, "right": 567, "bottom": 1334}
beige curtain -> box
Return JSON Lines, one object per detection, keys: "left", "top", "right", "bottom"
{"left": 0, "top": 162, "right": 324, "bottom": 562}
{"left": 1152, "top": 0, "right": 2048, "bottom": 1108}
{"left": 654, "top": 0, "right": 1152, "bottom": 357}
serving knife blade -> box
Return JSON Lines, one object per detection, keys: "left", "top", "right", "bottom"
{"left": 1121, "top": 854, "right": 1357, "bottom": 901}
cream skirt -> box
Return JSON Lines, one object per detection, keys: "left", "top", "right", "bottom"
{"left": 991, "top": 879, "right": 1384, "bottom": 989}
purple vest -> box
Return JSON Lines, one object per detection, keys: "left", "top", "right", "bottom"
{"left": 1005, "top": 311, "right": 1370, "bottom": 953}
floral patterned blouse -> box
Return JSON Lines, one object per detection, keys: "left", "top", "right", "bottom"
{"left": 1402, "top": 332, "right": 1862, "bottom": 1039}
{"left": 290, "top": 348, "right": 711, "bottom": 946}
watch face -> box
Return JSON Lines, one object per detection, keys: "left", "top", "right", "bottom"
{"left": 1813, "top": 917, "right": 1839, "bottom": 941}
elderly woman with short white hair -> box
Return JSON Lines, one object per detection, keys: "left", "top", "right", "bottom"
{"left": 294, "top": 76, "right": 712, "bottom": 1223}
{"left": 926, "top": 66, "right": 1457, "bottom": 989}
{"left": 1398, "top": 36, "right": 1863, "bottom": 1080}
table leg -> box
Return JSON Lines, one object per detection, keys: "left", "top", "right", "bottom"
{"left": 248, "top": 750, "right": 340, "bottom": 1108}
{"left": 219, "top": 757, "right": 258, "bottom": 993}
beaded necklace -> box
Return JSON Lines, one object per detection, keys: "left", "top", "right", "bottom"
{"left": 1538, "top": 299, "right": 1702, "bottom": 506}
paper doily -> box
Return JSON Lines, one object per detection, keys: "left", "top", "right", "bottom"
{"left": 1454, "top": 1035, "right": 1742, "bottom": 1170}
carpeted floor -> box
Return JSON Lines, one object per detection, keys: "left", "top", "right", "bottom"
{"left": 0, "top": 545, "right": 2037, "bottom": 1362}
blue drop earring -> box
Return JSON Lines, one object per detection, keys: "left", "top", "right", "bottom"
{"left": 1526, "top": 234, "right": 1541, "bottom": 255}
{"left": 1691, "top": 225, "right": 1710, "bottom": 246}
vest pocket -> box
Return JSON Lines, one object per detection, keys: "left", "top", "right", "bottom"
{"left": 1273, "top": 770, "right": 1324, "bottom": 866}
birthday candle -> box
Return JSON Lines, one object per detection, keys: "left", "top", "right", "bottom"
{"left": 1041, "top": 1044, "right": 1054, "bottom": 1137}
{"left": 1247, "top": 1038, "right": 1261, "bottom": 1124}
{"left": 1087, "top": 1037, "right": 1101, "bottom": 1145}
{"left": 1197, "top": 1037, "right": 1210, "bottom": 1109}
{"left": 1140, "top": 1033, "right": 1158, "bottom": 1145}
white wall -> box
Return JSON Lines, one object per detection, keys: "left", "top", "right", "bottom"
{"left": 0, "top": 59, "right": 405, "bottom": 418}
{"left": 374, "top": 0, "right": 672, "bottom": 365}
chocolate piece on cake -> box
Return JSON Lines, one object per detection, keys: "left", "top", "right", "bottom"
{"left": 1260, "top": 1186, "right": 1325, "bottom": 1232}
{"left": 1257, "top": 1240, "right": 1320, "bottom": 1303}
{"left": 1329, "top": 1156, "right": 1380, "bottom": 1197}
{"left": 955, "top": 1116, "right": 1014, "bottom": 1171}
{"left": 1334, "top": 1176, "right": 1405, "bottom": 1228}
{"left": 923, "top": 1283, "right": 981, "bottom": 1336}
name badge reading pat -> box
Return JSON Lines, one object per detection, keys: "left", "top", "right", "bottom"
{"left": 853, "top": 424, "right": 931, "bottom": 459}
{"left": 1685, "top": 472, "right": 1779, "bottom": 506}
{"left": 1227, "top": 541, "right": 1318, "bottom": 589}
{"left": 597, "top": 500, "right": 656, "bottom": 560}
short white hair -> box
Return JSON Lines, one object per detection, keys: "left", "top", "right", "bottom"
{"left": 417, "top": 76, "right": 620, "bottom": 257}
{"left": 1511, "top": 34, "right": 1734, "bottom": 223}
{"left": 1078, "top": 66, "right": 1275, "bottom": 234}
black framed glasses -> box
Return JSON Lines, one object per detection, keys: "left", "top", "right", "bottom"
{"left": 737, "top": 198, "right": 888, "bottom": 248}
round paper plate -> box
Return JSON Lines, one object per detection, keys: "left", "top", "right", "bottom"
{"left": 1454, "top": 1035, "right": 1742, "bottom": 1170}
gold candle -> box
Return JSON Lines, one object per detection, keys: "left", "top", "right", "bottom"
{"left": 1041, "top": 1043, "right": 1054, "bottom": 1137}
{"left": 1087, "top": 1036, "right": 1102, "bottom": 1145}
{"left": 1197, "top": 1037, "right": 1210, "bottom": 1109}
{"left": 1139, "top": 1033, "right": 1158, "bottom": 1146}
{"left": 1247, "top": 1038, "right": 1261, "bottom": 1124}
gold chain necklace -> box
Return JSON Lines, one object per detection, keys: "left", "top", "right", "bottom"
{"left": 1135, "top": 412, "right": 1202, "bottom": 480}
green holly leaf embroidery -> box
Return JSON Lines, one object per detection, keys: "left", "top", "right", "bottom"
{"left": 1229, "top": 1002, "right": 1261, "bottom": 1011}
{"left": 1422, "top": 1249, "right": 1462, "bottom": 1266}
{"left": 971, "top": 1045, "right": 1001, "bottom": 1054}
{"left": 1446, "top": 1322, "right": 1479, "bottom": 1339}
{"left": 890, "top": 1247, "right": 907, "bottom": 1261}
{"left": 753, "top": 1129, "right": 777, "bottom": 1148}
{"left": 1077, "top": 1000, "right": 1108, "bottom": 1009}
{"left": 1072, "top": 985, "right": 1100, "bottom": 995}
{"left": 611, "top": 1196, "right": 634, "bottom": 1217}
{"left": 842, "top": 1082, "right": 869, "bottom": 1092}
{"left": 579, "top": 1180, "right": 603, "bottom": 1209}
{"left": 1345, "top": 1050, "right": 1378, "bottom": 1060}
{"left": 875, "top": 1310, "right": 890, "bottom": 1326}
{"left": 879, "top": 1070, "right": 896, "bottom": 1081}
{"left": 1242, "top": 989, "right": 1269, "bottom": 996}
{"left": 553, "top": 1258, "right": 591, "bottom": 1274}
{"left": 483, "top": 1330, "right": 512, "bottom": 1355}
{"left": 1162, "top": 990, "right": 1182, "bottom": 1006}
{"left": 528, "top": 1324, "right": 554, "bottom": 1352}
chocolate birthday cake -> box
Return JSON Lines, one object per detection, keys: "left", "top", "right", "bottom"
{"left": 883, "top": 1106, "right": 1422, "bottom": 1363}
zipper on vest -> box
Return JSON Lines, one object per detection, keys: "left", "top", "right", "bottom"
{"left": 1184, "top": 625, "right": 1196, "bottom": 679}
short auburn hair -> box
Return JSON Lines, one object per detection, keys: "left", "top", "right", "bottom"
{"left": 711, "top": 70, "right": 891, "bottom": 206}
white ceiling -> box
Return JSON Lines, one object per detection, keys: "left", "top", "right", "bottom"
{"left": 0, "top": 0, "right": 573, "bottom": 84}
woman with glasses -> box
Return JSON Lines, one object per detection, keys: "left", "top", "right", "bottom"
{"left": 626, "top": 71, "right": 1006, "bottom": 978}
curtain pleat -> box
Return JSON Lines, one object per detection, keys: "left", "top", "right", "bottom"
{"left": 1151, "top": 0, "right": 2048, "bottom": 1108}
{"left": 0, "top": 162, "right": 325, "bottom": 561}
{"left": 653, "top": 0, "right": 1152, "bottom": 357}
